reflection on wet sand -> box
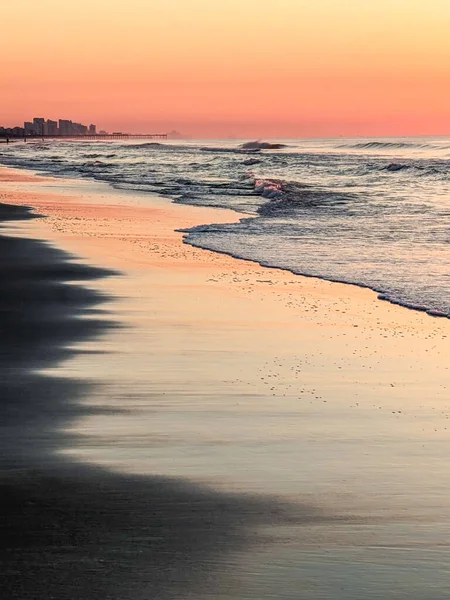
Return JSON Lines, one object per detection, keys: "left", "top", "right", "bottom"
{"left": 0, "top": 202, "right": 334, "bottom": 600}
{"left": 3, "top": 169, "right": 450, "bottom": 599}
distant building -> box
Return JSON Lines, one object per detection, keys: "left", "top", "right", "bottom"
{"left": 0, "top": 126, "right": 25, "bottom": 137}
{"left": 12, "top": 126, "right": 25, "bottom": 137}
{"left": 24, "top": 122, "right": 34, "bottom": 135}
{"left": 33, "top": 118, "right": 45, "bottom": 136}
{"left": 46, "top": 120, "right": 58, "bottom": 135}
{"left": 72, "top": 122, "right": 88, "bottom": 135}
{"left": 167, "top": 130, "right": 184, "bottom": 139}
{"left": 59, "top": 119, "right": 73, "bottom": 136}
{"left": 98, "top": 130, "right": 108, "bottom": 135}
{"left": 4, "top": 117, "right": 100, "bottom": 138}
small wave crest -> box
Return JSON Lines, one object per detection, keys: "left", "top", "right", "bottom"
{"left": 240, "top": 141, "right": 287, "bottom": 151}
{"left": 83, "top": 153, "right": 117, "bottom": 159}
{"left": 342, "top": 141, "right": 429, "bottom": 150}
{"left": 339, "top": 141, "right": 429, "bottom": 150}
{"left": 381, "top": 161, "right": 447, "bottom": 177}
{"left": 242, "top": 158, "right": 262, "bottom": 166}
{"left": 253, "top": 178, "right": 283, "bottom": 199}
{"left": 123, "top": 142, "right": 173, "bottom": 150}
{"left": 385, "top": 163, "right": 410, "bottom": 172}
{"left": 243, "top": 175, "right": 350, "bottom": 217}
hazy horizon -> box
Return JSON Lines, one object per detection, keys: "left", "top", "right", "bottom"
{"left": 2, "top": 0, "right": 449, "bottom": 138}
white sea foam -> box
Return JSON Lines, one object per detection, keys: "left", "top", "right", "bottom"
{"left": 2, "top": 136, "right": 450, "bottom": 317}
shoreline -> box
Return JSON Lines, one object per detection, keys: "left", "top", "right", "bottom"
{"left": 4, "top": 155, "right": 447, "bottom": 320}
{"left": 2, "top": 165, "right": 450, "bottom": 598}
{"left": 0, "top": 163, "right": 436, "bottom": 319}
{"left": 182, "top": 230, "right": 450, "bottom": 319}
{"left": 1, "top": 163, "right": 450, "bottom": 471}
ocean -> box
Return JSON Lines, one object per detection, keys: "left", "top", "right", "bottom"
{"left": 2, "top": 136, "right": 450, "bottom": 316}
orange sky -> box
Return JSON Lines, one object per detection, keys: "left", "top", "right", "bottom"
{"left": 1, "top": 0, "right": 449, "bottom": 137}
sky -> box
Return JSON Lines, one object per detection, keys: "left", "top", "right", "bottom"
{"left": 1, "top": 0, "right": 450, "bottom": 137}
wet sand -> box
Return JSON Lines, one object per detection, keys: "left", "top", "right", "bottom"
{"left": 1, "top": 166, "right": 450, "bottom": 599}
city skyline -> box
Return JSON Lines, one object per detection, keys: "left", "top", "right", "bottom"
{"left": 24, "top": 118, "right": 97, "bottom": 137}
{"left": 0, "top": 117, "right": 98, "bottom": 139}
{"left": 0, "top": 117, "right": 98, "bottom": 138}
{"left": 0, "top": 116, "right": 175, "bottom": 140}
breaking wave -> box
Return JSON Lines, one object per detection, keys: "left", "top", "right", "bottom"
{"left": 240, "top": 141, "right": 288, "bottom": 150}
{"left": 342, "top": 141, "right": 429, "bottom": 150}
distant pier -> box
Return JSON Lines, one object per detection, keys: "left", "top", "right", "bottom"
{"left": 1, "top": 133, "right": 168, "bottom": 142}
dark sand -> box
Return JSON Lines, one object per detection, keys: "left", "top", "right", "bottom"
{"left": 0, "top": 201, "right": 332, "bottom": 600}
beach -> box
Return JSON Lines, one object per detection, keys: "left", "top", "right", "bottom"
{"left": 2, "top": 165, "right": 450, "bottom": 599}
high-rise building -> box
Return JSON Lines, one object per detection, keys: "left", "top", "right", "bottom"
{"left": 46, "top": 120, "right": 58, "bottom": 135}
{"left": 33, "top": 118, "right": 45, "bottom": 136}
{"left": 18, "top": 117, "right": 96, "bottom": 137}
{"left": 3, "top": 116, "right": 100, "bottom": 138}
{"left": 24, "top": 122, "right": 34, "bottom": 135}
{"left": 72, "top": 123, "right": 88, "bottom": 135}
{"left": 58, "top": 119, "right": 73, "bottom": 136}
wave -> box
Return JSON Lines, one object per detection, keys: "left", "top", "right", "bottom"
{"left": 385, "top": 163, "right": 411, "bottom": 172}
{"left": 381, "top": 162, "right": 447, "bottom": 177}
{"left": 82, "top": 160, "right": 110, "bottom": 167}
{"left": 199, "top": 146, "right": 246, "bottom": 154}
{"left": 342, "top": 141, "right": 429, "bottom": 150}
{"left": 124, "top": 142, "right": 252, "bottom": 155}
{"left": 199, "top": 146, "right": 263, "bottom": 154}
{"left": 123, "top": 142, "right": 176, "bottom": 150}
{"left": 243, "top": 158, "right": 261, "bottom": 166}
{"left": 240, "top": 141, "right": 287, "bottom": 150}
{"left": 256, "top": 183, "right": 357, "bottom": 217}
{"left": 118, "top": 140, "right": 287, "bottom": 156}
{"left": 253, "top": 178, "right": 283, "bottom": 199}
{"left": 242, "top": 172, "right": 356, "bottom": 208}
{"left": 180, "top": 226, "right": 450, "bottom": 320}
{"left": 377, "top": 295, "right": 449, "bottom": 317}
{"left": 82, "top": 153, "right": 117, "bottom": 159}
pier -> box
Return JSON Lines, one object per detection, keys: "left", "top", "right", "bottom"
{"left": 1, "top": 133, "right": 168, "bottom": 142}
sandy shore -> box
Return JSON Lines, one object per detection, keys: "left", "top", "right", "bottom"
{"left": 2, "top": 165, "right": 450, "bottom": 599}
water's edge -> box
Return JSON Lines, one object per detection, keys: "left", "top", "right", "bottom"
{"left": 2, "top": 160, "right": 449, "bottom": 321}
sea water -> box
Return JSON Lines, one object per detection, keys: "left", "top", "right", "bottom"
{"left": 2, "top": 136, "right": 450, "bottom": 316}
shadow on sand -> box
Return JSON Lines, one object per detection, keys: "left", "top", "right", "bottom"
{"left": 0, "top": 203, "right": 334, "bottom": 600}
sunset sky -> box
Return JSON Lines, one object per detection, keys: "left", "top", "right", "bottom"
{"left": 1, "top": 0, "right": 449, "bottom": 137}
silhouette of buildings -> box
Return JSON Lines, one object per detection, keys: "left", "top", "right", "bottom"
{"left": 0, "top": 125, "right": 25, "bottom": 138}
{"left": 0, "top": 117, "right": 98, "bottom": 137}
{"left": 57, "top": 118, "right": 93, "bottom": 136}
{"left": 1, "top": 118, "right": 167, "bottom": 140}
{"left": 167, "top": 130, "right": 184, "bottom": 139}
